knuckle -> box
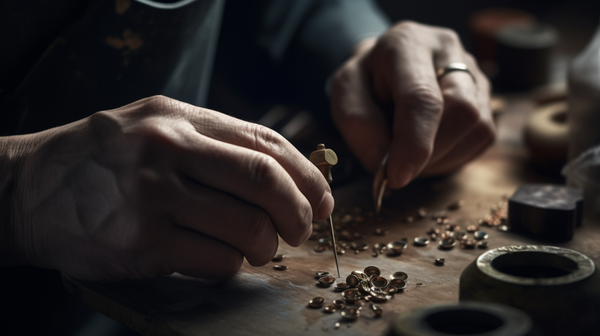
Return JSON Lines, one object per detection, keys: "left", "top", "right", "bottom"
{"left": 248, "top": 153, "right": 279, "bottom": 190}
{"left": 242, "top": 208, "right": 273, "bottom": 252}
{"left": 405, "top": 84, "right": 444, "bottom": 117}
{"left": 437, "top": 28, "right": 461, "bottom": 46}
{"left": 245, "top": 123, "right": 287, "bottom": 157}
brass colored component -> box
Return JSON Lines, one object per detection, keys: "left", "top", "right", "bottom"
{"left": 346, "top": 274, "right": 360, "bottom": 287}
{"left": 351, "top": 271, "right": 369, "bottom": 281}
{"left": 333, "top": 299, "right": 346, "bottom": 309}
{"left": 371, "top": 276, "right": 389, "bottom": 289}
{"left": 315, "top": 271, "right": 329, "bottom": 279}
{"left": 389, "top": 278, "right": 407, "bottom": 290}
{"left": 387, "top": 241, "right": 408, "bottom": 255}
{"left": 439, "top": 238, "right": 457, "bottom": 250}
{"left": 364, "top": 266, "right": 381, "bottom": 277}
{"left": 323, "top": 305, "right": 337, "bottom": 314}
{"left": 309, "top": 144, "right": 338, "bottom": 183}
{"left": 318, "top": 276, "right": 335, "bottom": 287}
{"left": 462, "top": 240, "right": 476, "bottom": 249}
{"left": 371, "top": 304, "right": 383, "bottom": 317}
{"left": 309, "top": 296, "right": 325, "bottom": 308}
{"left": 350, "top": 241, "right": 369, "bottom": 251}
{"left": 273, "top": 265, "right": 288, "bottom": 271}
{"left": 413, "top": 237, "right": 430, "bottom": 246}
{"left": 368, "top": 292, "right": 388, "bottom": 303}
{"left": 314, "top": 245, "right": 326, "bottom": 253}
{"left": 390, "top": 271, "right": 409, "bottom": 281}
{"left": 335, "top": 282, "right": 349, "bottom": 292}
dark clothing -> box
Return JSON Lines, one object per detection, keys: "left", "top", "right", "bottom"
{"left": 0, "top": 0, "right": 389, "bottom": 135}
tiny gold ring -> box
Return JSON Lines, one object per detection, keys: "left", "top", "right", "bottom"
{"left": 436, "top": 62, "right": 476, "bottom": 83}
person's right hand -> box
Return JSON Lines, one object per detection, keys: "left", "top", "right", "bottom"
{"left": 1, "top": 96, "right": 334, "bottom": 281}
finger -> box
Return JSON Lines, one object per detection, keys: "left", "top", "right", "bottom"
{"left": 378, "top": 24, "right": 445, "bottom": 189}
{"left": 173, "top": 129, "right": 313, "bottom": 247}
{"left": 420, "top": 120, "right": 495, "bottom": 176}
{"left": 158, "top": 226, "right": 244, "bottom": 281}
{"left": 170, "top": 175, "right": 279, "bottom": 267}
{"left": 330, "top": 57, "right": 392, "bottom": 172}
{"left": 182, "top": 104, "right": 334, "bottom": 221}
{"left": 428, "top": 54, "right": 493, "bottom": 165}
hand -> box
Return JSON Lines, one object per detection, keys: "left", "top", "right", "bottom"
{"left": 331, "top": 21, "right": 495, "bottom": 188}
{"left": 1, "top": 96, "right": 334, "bottom": 281}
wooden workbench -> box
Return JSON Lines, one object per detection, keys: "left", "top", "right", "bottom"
{"left": 62, "top": 97, "right": 600, "bottom": 336}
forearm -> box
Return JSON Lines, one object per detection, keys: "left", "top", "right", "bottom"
{"left": 0, "top": 134, "right": 37, "bottom": 266}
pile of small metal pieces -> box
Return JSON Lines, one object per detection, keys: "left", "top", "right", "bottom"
{"left": 308, "top": 266, "right": 408, "bottom": 323}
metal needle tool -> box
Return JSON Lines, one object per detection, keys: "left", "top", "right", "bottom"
{"left": 373, "top": 150, "right": 390, "bottom": 215}
{"left": 309, "top": 144, "right": 340, "bottom": 278}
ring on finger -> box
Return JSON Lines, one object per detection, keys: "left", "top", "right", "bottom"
{"left": 436, "top": 62, "right": 476, "bottom": 83}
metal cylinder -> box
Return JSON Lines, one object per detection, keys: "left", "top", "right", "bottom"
{"left": 385, "top": 301, "right": 535, "bottom": 336}
{"left": 460, "top": 245, "right": 600, "bottom": 335}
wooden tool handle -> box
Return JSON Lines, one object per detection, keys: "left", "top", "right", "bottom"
{"left": 309, "top": 143, "right": 338, "bottom": 183}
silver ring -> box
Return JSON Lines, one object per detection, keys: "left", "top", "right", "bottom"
{"left": 436, "top": 62, "right": 476, "bottom": 83}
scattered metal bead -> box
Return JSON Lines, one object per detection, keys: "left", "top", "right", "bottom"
{"left": 318, "top": 276, "right": 335, "bottom": 287}
{"left": 271, "top": 254, "right": 284, "bottom": 262}
{"left": 354, "top": 250, "right": 360, "bottom": 254}
{"left": 439, "top": 237, "right": 457, "bottom": 250}
{"left": 335, "top": 282, "right": 349, "bottom": 292}
{"left": 435, "top": 258, "right": 445, "bottom": 266}
{"left": 352, "top": 271, "right": 369, "bottom": 281}
{"left": 315, "top": 271, "right": 329, "bottom": 279}
{"left": 314, "top": 245, "right": 326, "bottom": 253}
{"left": 462, "top": 239, "right": 476, "bottom": 249}
{"left": 497, "top": 225, "right": 510, "bottom": 232}
{"left": 390, "top": 271, "right": 409, "bottom": 281}
{"left": 477, "top": 240, "right": 489, "bottom": 249}
{"left": 387, "top": 240, "right": 408, "bottom": 255}
{"left": 430, "top": 233, "right": 438, "bottom": 241}
{"left": 341, "top": 308, "right": 360, "bottom": 321}
{"left": 466, "top": 225, "right": 478, "bottom": 233}
{"left": 333, "top": 299, "right": 346, "bottom": 309}
{"left": 418, "top": 207, "right": 428, "bottom": 218}
{"left": 427, "top": 227, "right": 440, "bottom": 235}
{"left": 342, "top": 289, "right": 361, "bottom": 303}
{"left": 440, "top": 231, "right": 454, "bottom": 239}
{"left": 273, "top": 265, "right": 288, "bottom": 271}
{"left": 358, "top": 281, "right": 371, "bottom": 294}
{"left": 474, "top": 231, "right": 489, "bottom": 240}
{"left": 413, "top": 237, "right": 430, "bottom": 246}
{"left": 350, "top": 241, "right": 369, "bottom": 251}
{"left": 388, "top": 278, "right": 407, "bottom": 290}
{"left": 323, "top": 305, "right": 337, "bottom": 314}
{"left": 416, "top": 282, "right": 423, "bottom": 286}
{"left": 336, "top": 246, "right": 346, "bottom": 255}
{"left": 364, "top": 266, "right": 381, "bottom": 277}
{"left": 318, "top": 237, "right": 332, "bottom": 246}
{"left": 387, "top": 287, "right": 398, "bottom": 294}
{"left": 334, "top": 323, "right": 340, "bottom": 329}
{"left": 373, "top": 228, "right": 388, "bottom": 236}
{"left": 309, "top": 297, "right": 324, "bottom": 308}
{"left": 448, "top": 200, "right": 465, "bottom": 210}
{"left": 368, "top": 292, "right": 388, "bottom": 303}
{"left": 453, "top": 231, "right": 467, "bottom": 241}
{"left": 371, "top": 304, "right": 383, "bottom": 317}
{"left": 371, "top": 276, "right": 389, "bottom": 289}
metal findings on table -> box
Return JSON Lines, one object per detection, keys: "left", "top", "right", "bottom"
{"left": 309, "top": 297, "right": 325, "bottom": 308}
{"left": 318, "top": 276, "right": 336, "bottom": 287}
{"left": 414, "top": 237, "right": 430, "bottom": 246}
{"left": 341, "top": 308, "right": 360, "bottom": 321}
{"left": 439, "top": 238, "right": 457, "bottom": 250}
{"left": 273, "top": 265, "right": 289, "bottom": 271}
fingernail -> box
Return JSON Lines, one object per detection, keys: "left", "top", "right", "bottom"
{"left": 396, "top": 167, "right": 414, "bottom": 188}
{"left": 317, "top": 190, "right": 335, "bottom": 220}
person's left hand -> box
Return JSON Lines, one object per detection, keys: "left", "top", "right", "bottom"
{"left": 330, "top": 21, "right": 496, "bottom": 189}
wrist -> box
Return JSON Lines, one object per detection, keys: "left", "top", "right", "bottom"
{"left": 0, "top": 134, "right": 38, "bottom": 266}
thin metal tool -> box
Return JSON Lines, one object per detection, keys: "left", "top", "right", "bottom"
{"left": 309, "top": 144, "right": 340, "bottom": 278}
{"left": 373, "top": 150, "right": 390, "bottom": 215}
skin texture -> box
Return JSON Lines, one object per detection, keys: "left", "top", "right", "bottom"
{"left": 0, "top": 96, "right": 334, "bottom": 281}
{"left": 331, "top": 21, "right": 496, "bottom": 189}
{"left": 0, "top": 22, "right": 494, "bottom": 282}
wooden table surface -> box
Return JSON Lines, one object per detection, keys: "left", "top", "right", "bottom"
{"left": 62, "top": 96, "right": 600, "bottom": 336}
